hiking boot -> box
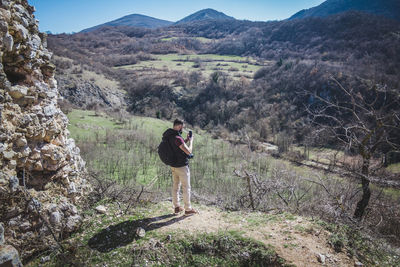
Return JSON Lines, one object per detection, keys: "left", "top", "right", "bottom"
{"left": 184, "top": 208, "right": 198, "bottom": 216}
{"left": 174, "top": 206, "right": 184, "bottom": 214}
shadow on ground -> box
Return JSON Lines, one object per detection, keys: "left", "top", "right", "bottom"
{"left": 88, "top": 213, "right": 187, "bottom": 252}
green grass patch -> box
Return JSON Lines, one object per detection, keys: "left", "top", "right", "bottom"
{"left": 114, "top": 53, "right": 272, "bottom": 79}
{"left": 132, "top": 231, "right": 285, "bottom": 267}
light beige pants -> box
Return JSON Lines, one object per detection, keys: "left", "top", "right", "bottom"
{"left": 171, "top": 165, "right": 191, "bottom": 211}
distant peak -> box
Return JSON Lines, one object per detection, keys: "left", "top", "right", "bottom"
{"left": 175, "top": 8, "right": 236, "bottom": 24}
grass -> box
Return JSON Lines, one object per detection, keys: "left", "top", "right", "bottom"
{"left": 114, "top": 53, "right": 272, "bottom": 79}
{"left": 67, "top": 109, "right": 122, "bottom": 141}
{"left": 67, "top": 109, "right": 269, "bottom": 188}
{"left": 66, "top": 109, "right": 400, "bottom": 207}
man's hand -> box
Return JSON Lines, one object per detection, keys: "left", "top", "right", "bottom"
{"left": 186, "top": 133, "right": 194, "bottom": 143}
{"left": 181, "top": 134, "right": 193, "bottom": 155}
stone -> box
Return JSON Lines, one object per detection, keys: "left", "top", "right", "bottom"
{"left": 8, "top": 160, "right": 17, "bottom": 168}
{"left": 49, "top": 211, "right": 62, "bottom": 226}
{"left": 0, "top": 223, "right": 4, "bottom": 245}
{"left": 317, "top": 253, "right": 326, "bottom": 264}
{"left": 19, "top": 221, "right": 31, "bottom": 232}
{"left": 136, "top": 227, "right": 146, "bottom": 238}
{"left": 9, "top": 176, "right": 19, "bottom": 192}
{"left": 14, "top": 24, "right": 29, "bottom": 40}
{"left": 27, "top": 198, "right": 41, "bottom": 212}
{"left": 354, "top": 261, "right": 363, "bottom": 267}
{"left": 3, "top": 150, "right": 15, "bottom": 160}
{"left": 0, "top": 8, "right": 11, "bottom": 21}
{"left": 30, "top": 34, "right": 41, "bottom": 50}
{"left": 95, "top": 205, "right": 107, "bottom": 214}
{"left": 7, "top": 86, "right": 27, "bottom": 99}
{"left": 20, "top": 17, "right": 29, "bottom": 28}
{"left": 33, "top": 160, "right": 43, "bottom": 171}
{"left": 70, "top": 205, "right": 78, "bottom": 215}
{"left": 40, "top": 255, "right": 50, "bottom": 264}
{"left": 22, "top": 95, "right": 35, "bottom": 105}
{"left": 0, "top": 245, "right": 23, "bottom": 267}
{"left": 3, "top": 31, "right": 13, "bottom": 51}
{"left": 0, "top": 21, "right": 7, "bottom": 32}
{"left": 47, "top": 203, "right": 58, "bottom": 212}
{"left": 0, "top": 143, "right": 6, "bottom": 154}
{"left": 43, "top": 104, "right": 58, "bottom": 116}
{"left": 68, "top": 182, "right": 77, "bottom": 194}
{"left": 20, "top": 146, "right": 31, "bottom": 157}
{"left": 65, "top": 215, "right": 81, "bottom": 232}
{"left": 16, "top": 137, "right": 27, "bottom": 147}
{"left": 13, "top": 4, "right": 30, "bottom": 18}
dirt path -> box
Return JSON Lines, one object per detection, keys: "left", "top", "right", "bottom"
{"left": 150, "top": 202, "right": 354, "bottom": 267}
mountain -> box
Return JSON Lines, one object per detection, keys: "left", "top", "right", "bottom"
{"left": 175, "top": 8, "right": 235, "bottom": 24}
{"left": 289, "top": 0, "right": 400, "bottom": 21}
{"left": 81, "top": 14, "right": 173, "bottom": 32}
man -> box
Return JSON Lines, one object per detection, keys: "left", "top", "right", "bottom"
{"left": 162, "top": 119, "right": 198, "bottom": 215}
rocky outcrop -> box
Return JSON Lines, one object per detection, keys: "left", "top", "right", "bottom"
{"left": 0, "top": 0, "right": 91, "bottom": 260}
{"left": 56, "top": 75, "right": 128, "bottom": 109}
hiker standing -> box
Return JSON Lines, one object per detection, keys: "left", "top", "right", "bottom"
{"left": 160, "top": 119, "right": 198, "bottom": 215}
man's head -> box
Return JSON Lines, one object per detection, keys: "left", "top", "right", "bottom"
{"left": 173, "top": 119, "right": 184, "bottom": 133}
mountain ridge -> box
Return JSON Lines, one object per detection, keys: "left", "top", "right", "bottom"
{"left": 81, "top": 8, "right": 236, "bottom": 32}
{"left": 289, "top": 0, "right": 400, "bottom": 21}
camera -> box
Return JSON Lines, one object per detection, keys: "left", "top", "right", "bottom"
{"left": 189, "top": 130, "right": 192, "bottom": 137}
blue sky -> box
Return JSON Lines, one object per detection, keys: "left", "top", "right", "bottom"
{"left": 28, "top": 0, "right": 325, "bottom": 33}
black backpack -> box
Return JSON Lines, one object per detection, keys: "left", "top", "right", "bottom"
{"left": 158, "top": 135, "right": 176, "bottom": 166}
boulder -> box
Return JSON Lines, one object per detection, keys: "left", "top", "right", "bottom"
{"left": 65, "top": 215, "right": 81, "bottom": 232}
{"left": 95, "top": 205, "right": 107, "bottom": 214}
{"left": 49, "top": 211, "right": 62, "bottom": 226}
{"left": 0, "top": 245, "right": 23, "bottom": 267}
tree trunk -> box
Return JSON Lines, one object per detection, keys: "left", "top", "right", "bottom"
{"left": 354, "top": 158, "right": 371, "bottom": 219}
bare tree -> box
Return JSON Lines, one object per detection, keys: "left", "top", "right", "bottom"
{"left": 306, "top": 76, "right": 400, "bottom": 219}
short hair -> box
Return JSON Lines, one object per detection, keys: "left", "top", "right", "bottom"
{"left": 173, "top": 119, "right": 184, "bottom": 126}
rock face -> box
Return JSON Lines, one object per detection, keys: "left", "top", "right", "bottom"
{"left": 0, "top": 0, "right": 91, "bottom": 260}
{"left": 56, "top": 76, "right": 127, "bottom": 109}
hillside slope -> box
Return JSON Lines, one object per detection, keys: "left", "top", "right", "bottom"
{"left": 290, "top": 0, "right": 400, "bottom": 21}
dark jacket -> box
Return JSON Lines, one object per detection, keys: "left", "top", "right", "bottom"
{"left": 162, "top": 128, "right": 189, "bottom": 167}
